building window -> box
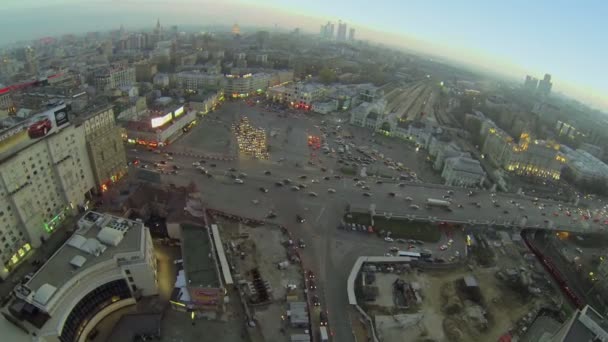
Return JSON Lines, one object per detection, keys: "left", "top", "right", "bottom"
{"left": 125, "top": 269, "right": 131, "bottom": 275}
{"left": 128, "top": 276, "right": 134, "bottom": 282}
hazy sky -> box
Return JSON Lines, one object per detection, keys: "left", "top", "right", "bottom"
{"left": 1, "top": 0, "right": 606, "bottom": 110}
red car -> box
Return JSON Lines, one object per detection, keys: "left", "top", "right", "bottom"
{"left": 28, "top": 116, "right": 52, "bottom": 138}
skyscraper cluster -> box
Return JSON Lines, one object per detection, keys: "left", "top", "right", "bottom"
{"left": 524, "top": 73, "right": 552, "bottom": 96}
{"left": 320, "top": 21, "right": 355, "bottom": 41}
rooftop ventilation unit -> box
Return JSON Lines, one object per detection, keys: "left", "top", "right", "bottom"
{"left": 33, "top": 284, "right": 57, "bottom": 306}
{"left": 70, "top": 255, "right": 87, "bottom": 269}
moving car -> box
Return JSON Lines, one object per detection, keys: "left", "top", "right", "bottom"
{"left": 327, "top": 188, "right": 336, "bottom": 193}
{"left": 234, "top": 179, "right": 244, "bottom": 184}
{"left": 320, "top": 311, "right": 328, "bottom": 326}
{"left": 362, "top": 192, "right": 371, "bottom": 197}
{"left": 308, "top": 192, "right": 318, "bottom": 197}
{"left": 312, "top": 295, "right": 320, "bottom": 306}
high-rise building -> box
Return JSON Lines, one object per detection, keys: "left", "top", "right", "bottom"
{"left": 232, "top": 23, "right": 241, "bottom": 36}
{"left": 337, "top": 21, "right": 347, "bottom": 41}
{"left": 320, "top": 22, "right": 335, "bottom": 39}
{"left": 523, "top": 75, "right": 538, "bottom": 91}
{"left": 0, "top": 103, "right": 96, "bottom": 279}
{"left": 348, "top": 28, "right": 355, "bottom": 41}
{"left": 74, "top": 105, "right": 128, "bottom": 192}
{"left": 16, "top": 46, "right": 38, "bottom": 74}
{"left": 537, "top": 73, "right": 553, "bottom": 96}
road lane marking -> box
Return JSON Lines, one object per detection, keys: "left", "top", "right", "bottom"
{"left": 315, "top": 207, "right": 326, "bottom": 224}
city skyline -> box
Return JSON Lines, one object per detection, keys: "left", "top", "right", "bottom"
{"left": 0, "top": 0, "right": 606, "bottom": 111}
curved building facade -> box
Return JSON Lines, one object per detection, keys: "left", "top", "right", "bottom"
{"left": 7, "top": 211, "right": 157, "bottom": 342}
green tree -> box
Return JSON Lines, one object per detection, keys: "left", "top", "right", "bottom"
{"left": 319, "top": 67, "right": 337, "bottom": 85}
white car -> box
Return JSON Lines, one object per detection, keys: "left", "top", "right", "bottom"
{"left": 440, "top": 245, "right": 448, "bottom": 251}
{"left": 192, "top": 162, "right": 201, "bottom": 167}
{"left": 311, "top": 179, "right": 319, "bottom": 183}
{"left": 327, "top": 188, "right": 336, "bottom": 193}
{"left": 384, "top": 237, "right": 394, "bottom": 242}
{"left": 234, "top": 179, "right": 244, "bottom": 184}
{"left": 405, "top": 197, "right": 413, "bottom": 201}
{"left": 308, "top": 192, "right": 318, "bottom": 197}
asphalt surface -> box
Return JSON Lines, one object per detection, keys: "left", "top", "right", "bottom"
{"left": 126, "top": 149, "right": 583, "bottom": 342}
{"left": 133, "top": 151, "right": 605, "bottom": 233}
{"left": 124, "top": 101, "right": 608, "bottom": 341}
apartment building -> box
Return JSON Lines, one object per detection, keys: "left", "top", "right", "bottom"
{"left": 74, "top": 105, "right": 127, "bottom": 192}
{"left": 0, "top": 104, "right": 95, "bottom": 279}
{"left": 94, "top": 65, "right": 136, "bottom": 91}
{"left": 175, "top": 71, "right": 223, "bottom": 91}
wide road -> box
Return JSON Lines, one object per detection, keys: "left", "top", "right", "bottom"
{"left": 131, "top": 150, "right": 606, "bottom": 234}
{"left": 128, "top": 146, "right": 603, "bottom": 342}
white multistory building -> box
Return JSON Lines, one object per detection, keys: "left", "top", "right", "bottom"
{"left": 481, "top": 122, "right": 565, "bottom": 180}
{"left": 566, "top": 149, "right": 608, "bottom": 183}
{"left": 442, "top": 156, "right": 486, "bottom": 187}
{"left": 10, "top": 211, "right": 157, "bottom": 342}
{"left": 267, "top": 82, "right": 327, "bottom": 108}
{"left": 94, "top": 65, "right": 135, "bottom": 91}
{"left": 0, "top": 104, "right": 95, "bottom": 279}
{"left": 224, "top": 72, "right": 270, "bottom": 96}
{"left": 175, "top": 71, "right": 223, "bottom": 91}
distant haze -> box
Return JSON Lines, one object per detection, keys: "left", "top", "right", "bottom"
{"left": 1, "top": 0, "right": 606, "bottom": 111}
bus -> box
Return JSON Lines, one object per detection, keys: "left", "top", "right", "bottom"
{"left": 398, "top": 251, "right": 421, "bottom": 258}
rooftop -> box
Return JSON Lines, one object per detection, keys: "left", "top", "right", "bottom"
{"left": 180, "top": 224, "right": 220, "bottom": 288}
{"left": 25, "top": 211, "right": 144, "bottom": 305}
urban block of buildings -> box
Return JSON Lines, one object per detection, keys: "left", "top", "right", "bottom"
{"left": 7, "top": 211, "right": 157, "bottom": 342}
{"left": 481, "top": 121, "right": 565, "bottom": 180}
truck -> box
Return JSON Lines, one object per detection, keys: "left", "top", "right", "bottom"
{"left": 426, "top": 198, "right": 451, "bottom": 207}
{"left": 319, "top": 326, "right": 329, "bottom": 342}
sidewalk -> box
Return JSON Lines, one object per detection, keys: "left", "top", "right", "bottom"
{"left": 0, "top": 214, "right": 79, "bottom": 298}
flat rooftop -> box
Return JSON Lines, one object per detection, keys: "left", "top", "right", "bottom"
{"left": 26, "top": 211, "right": 144, "bottom": 304}
{"left": 181, "top": 224, "right": 220, "bottom": 288}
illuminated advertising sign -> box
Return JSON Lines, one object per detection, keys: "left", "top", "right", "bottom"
{"left": 174, "top": 106, "right": 184, "bottom": 118}
{"left": 150, "top": 112, "right": 173, "bottom": 128}
{"left": 27, "top": 104, "right": 68, "bottom": 139}
{"left": 54, "top": 106, "right": 69, "bottom": 127}
{"left": 189, "top": 287, "right": 220, "bottom": 306}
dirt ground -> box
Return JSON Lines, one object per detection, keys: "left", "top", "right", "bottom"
{"left": 367, "top": 265, "right": 549, "bottom": 342}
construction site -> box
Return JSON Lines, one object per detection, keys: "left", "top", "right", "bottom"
{"left": 214, "top": 218, "right": 311, "bottom": 342}
{"left": 356, "top": 230, "right": 566, "bottom": 342}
